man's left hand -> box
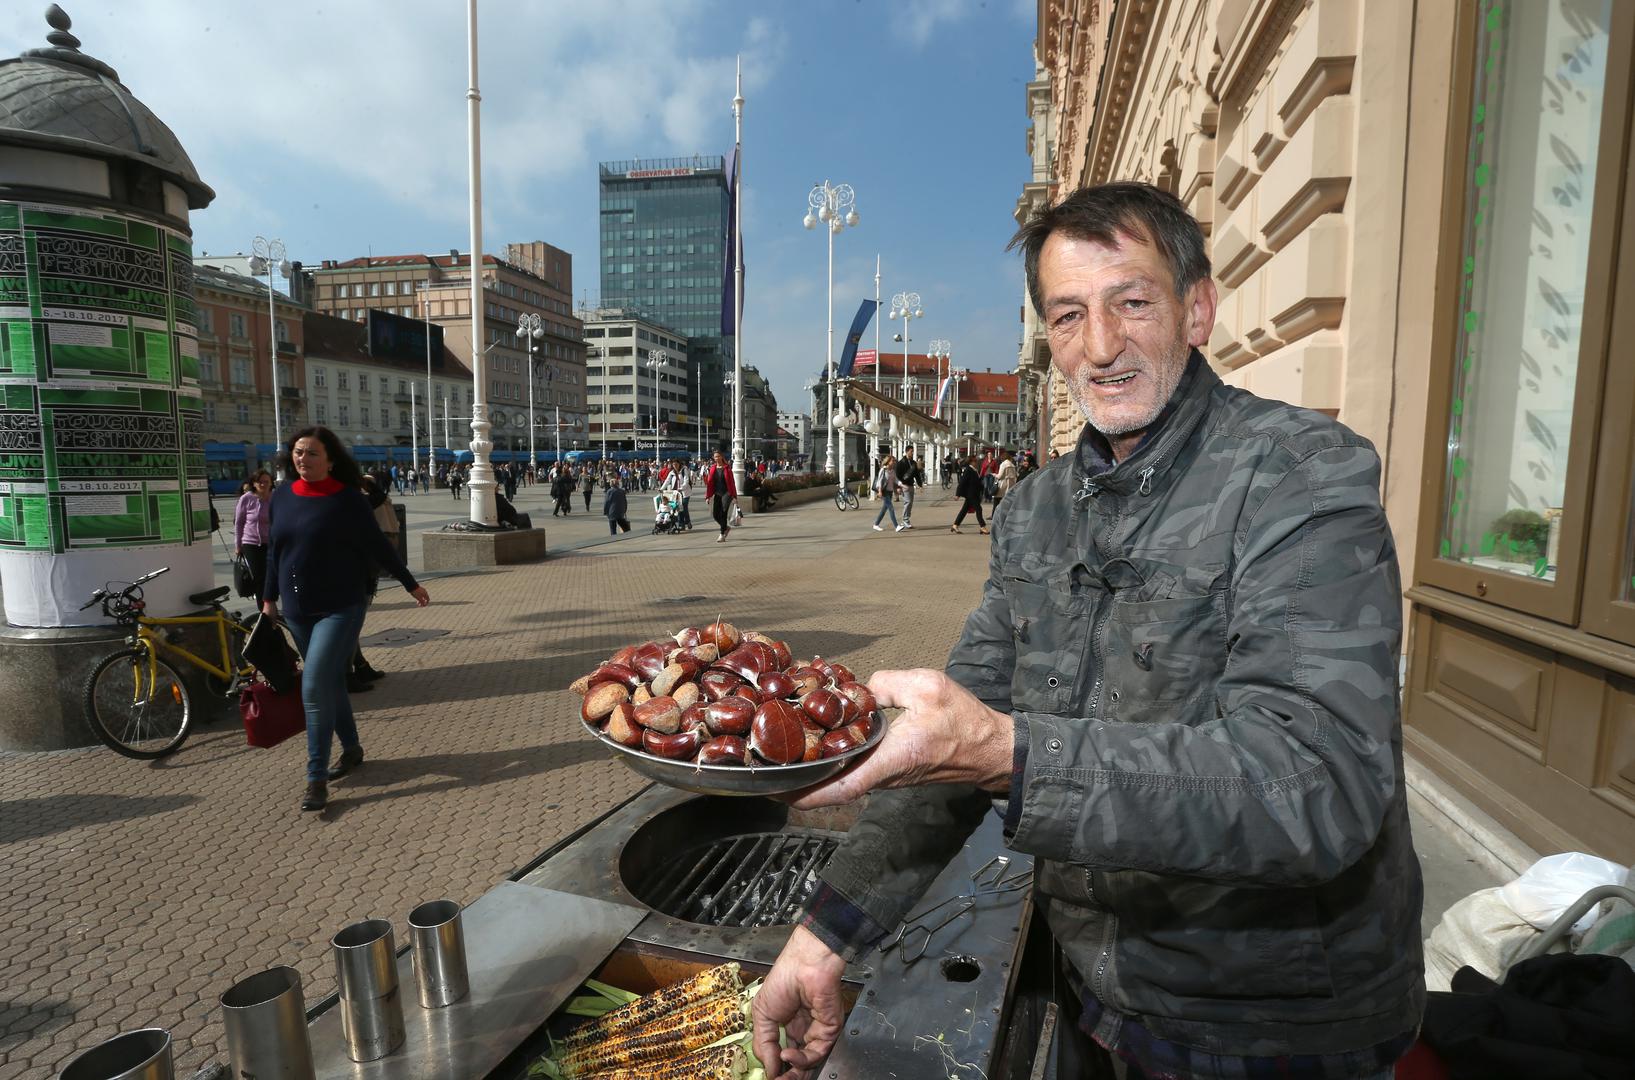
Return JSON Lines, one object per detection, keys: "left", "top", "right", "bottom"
{"left": 789, "top": 669, "right": 1013, "bottom": 809}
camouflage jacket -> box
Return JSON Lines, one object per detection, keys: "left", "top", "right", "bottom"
{"left": 813, "top": 353, "right": 1425, "bottom": 1056}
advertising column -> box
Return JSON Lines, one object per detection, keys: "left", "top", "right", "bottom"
{"left": 0, "top": 201, "right": 210, "bottom": 627}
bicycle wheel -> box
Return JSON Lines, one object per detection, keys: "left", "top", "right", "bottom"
{"left": 83, "top": 647, "right": 193, "bottom": 759}
{"left": 844, "top": 490, "right": 860, "bottom": 510}
{"left": 835, "top": 490, "right": 850, "bottom": 511}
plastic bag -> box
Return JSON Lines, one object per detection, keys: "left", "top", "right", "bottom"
{"left": 1500, "top": 852, "right": 1629, "bottom": 935}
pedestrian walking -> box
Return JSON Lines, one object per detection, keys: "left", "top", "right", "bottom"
{"left": 993, "top": 449, "right": 1018, "bottom": 509}
{"left": 551, "top": 467, "right": 574, "bottom": 516}
{"left": 662, "top": 459, "right": 693, "bottom": 530}
{"left": 581, "top": 468, "right": 596, "bottom": 512}
{"left": 233, "top": 470, "right": 273, "bottom": 598}
{"left": 603, "top": 475, "right": 631, "bottom": 536}
{"left": 894, "top": 449, "right": 919, "bottom": 529}
{"left": 872, "top": 454, "right": 904, "bottom": 532}
{"left": 950, "top": 453, "right": 988, "bottom": 534}
{"left": 262, "top": 426, "right": 429, "bottom": 812}
{"left": 704, "top": 449, "right": 737, "bottom": 542}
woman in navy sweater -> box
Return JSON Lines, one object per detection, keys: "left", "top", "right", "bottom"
{"left": 262, "top": 427, "right": 429, "bottom": 811}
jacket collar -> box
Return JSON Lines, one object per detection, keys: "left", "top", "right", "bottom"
{"left": 1072, "top": 349, "right": 1219, "bottom": 502}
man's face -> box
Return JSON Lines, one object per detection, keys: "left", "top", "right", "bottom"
{"left": 1039, "top": 230, "right": 1216, "bottom": 457}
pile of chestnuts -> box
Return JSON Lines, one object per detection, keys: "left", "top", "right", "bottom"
{"left": 571, "top": 620, "right": 879, "bottom": 768}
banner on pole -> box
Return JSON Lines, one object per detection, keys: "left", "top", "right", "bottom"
{"left": 834, "top": 300, "right": 879, "bottom": 378}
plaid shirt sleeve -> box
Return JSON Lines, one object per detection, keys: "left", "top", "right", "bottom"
{"left": 799, "top": 880, "right": 890, "bottom": 963}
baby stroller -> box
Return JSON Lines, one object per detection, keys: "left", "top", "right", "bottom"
{"left": 652, "top": 491, "right": 684, "bottom": 534}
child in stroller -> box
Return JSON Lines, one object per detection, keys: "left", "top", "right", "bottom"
{"left": 652, "top": 490, "right": 684, "bottom": 534}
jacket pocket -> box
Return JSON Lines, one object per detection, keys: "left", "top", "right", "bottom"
{"left": 1100, "top": 591, "right": 1225, "bottom": 725}
{"left": 1102, "top": 871, "right": 1335, "bottom": 1001}
{"left": 1002, "top": 577, "right": 1093, "bottom": 712}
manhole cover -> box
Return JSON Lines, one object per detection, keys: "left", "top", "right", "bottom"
{"left": 653, "top": 595, "right": 709, "bottom": 605}
{"left": 357, "top": 627, "right": 451, "bottom": 648}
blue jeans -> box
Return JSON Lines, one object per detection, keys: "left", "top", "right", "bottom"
{"left": 874, "top": 494, "right": 898, "bottom": 527}
{"left": 284, "top": 602, "right": 368, "bottom": 783}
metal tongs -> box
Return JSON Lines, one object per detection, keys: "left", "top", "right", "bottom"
{"left": 878, "top": 856, "right": 1034, "bottom": 964}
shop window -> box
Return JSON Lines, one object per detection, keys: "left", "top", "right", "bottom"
{"left": 1420, "top": 0, "right": 1630, "bottom": 625}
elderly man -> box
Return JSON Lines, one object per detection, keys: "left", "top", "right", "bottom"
{"left": 753, "top": 182, "right": 1423, "bottom": 1080}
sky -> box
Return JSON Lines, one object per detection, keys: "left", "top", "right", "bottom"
{"left": 3, "top": 0, "right": 1040, "bottom": 413}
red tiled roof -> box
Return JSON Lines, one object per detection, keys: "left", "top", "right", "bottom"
{"left": 958, "top": 372, "right": 1019, "bottom": 405}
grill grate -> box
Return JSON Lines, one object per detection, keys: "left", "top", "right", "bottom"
{"left": 640, "top": 831, "right": 839, "bottom": 928}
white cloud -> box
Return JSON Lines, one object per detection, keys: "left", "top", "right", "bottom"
{"left": 892, "top": 0, "right": 977, "bottom": 48}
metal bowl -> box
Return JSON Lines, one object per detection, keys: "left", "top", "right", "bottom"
{"left": 581, "top": 709, "right": 888, "bottom": 797}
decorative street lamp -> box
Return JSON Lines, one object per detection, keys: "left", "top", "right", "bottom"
{"left": 516, "top": 312, "right": 544, "bottom": 476}
{"left": 247, "top": 235, "right": 290, "bottom": 467}
{"left": 803, "top": 180, "right": 860, "bottom": 473}
{"left": 888, "top": 290, "right": 923, "bottom": 405}
{"left": 646, "top": 348, "right": 669, "bottom": 467}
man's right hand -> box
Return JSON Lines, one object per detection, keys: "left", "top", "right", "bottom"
{"left": 751, "top": 925, "right": 848, "bottom": 1078}
{"left": 260, "top": 600, "right": 278, "bottom": 619}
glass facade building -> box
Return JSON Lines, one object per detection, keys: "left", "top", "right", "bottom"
{"left": 598, "top": 157, "right": 732, "bottom": 441}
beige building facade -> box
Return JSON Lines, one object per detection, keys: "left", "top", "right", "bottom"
{"left": 1023, "top": 0, "right": 1635, "bottom": 863}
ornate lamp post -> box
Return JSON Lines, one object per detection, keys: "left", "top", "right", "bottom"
{"left": 803, "top": 180, "right": 859, "bottom": 473}
{"left": 888, "top": 291, "right": 922, "bottom": 405}
{"left": 646, "top": 348, "right": 669, "bottom": 468}
{"left": 515, "top": 312, "right": 544, "bottom": 476}
{"left": 248, "top": 236, "right": 290, "bottom": 464}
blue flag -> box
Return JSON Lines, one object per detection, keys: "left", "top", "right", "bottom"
{"left": 834, "top": 300, "right": 879, "bottom": 378}
{"left": 720, "top": 147, "right": 741, "bottom": 336}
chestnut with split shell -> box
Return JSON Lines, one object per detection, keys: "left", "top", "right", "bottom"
{"left": 701, "top": 620, "right": 742, "bottom": 653}
{"left": 643, "top": 728, "right": 702, "bottom": 760}
{"left": 672, "top": 681, "right": 702, "bottom": 710}
{"left": 836, "top": 681, "right": 878, "bottom": 719}
{"left": 679, "top": 703, "right": 710, "bottom": 733}
{"left": 715, "top": 648, "right": 763, "bottom": 683}
{"left": 697, "top": 736, "right": 749, "bottom": 766}
{"left": 787, "top": 666, "right": 825, "bottom": 696}
{"left": 673, "top": 626, "right": 704, "bottom": 648}
{"left": 750, "top": 699, "right": 806, "bottom": 765}
{"left": 651, "top": 662, "right": 695, "bottom": 698}
{"left": 704, "top": 696, "right": 756, "bottom": 736}
{"left": 632, "top": 642, "right": 668, "bottom": 682}
{"left": 820, "top": 727, "right": 865, "bottom": 757}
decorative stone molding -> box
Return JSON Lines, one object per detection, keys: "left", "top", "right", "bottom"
{"left": 1270, "top": 296, "right": 1345, "bottom": 344}
{"left": 1215, "top": 0, "right": 1304, "bottom": 108}
{"left": 1262, "top": 176, "right": 1350, "bottom": 252}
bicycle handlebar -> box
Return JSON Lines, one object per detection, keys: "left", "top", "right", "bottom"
{"left": 81, "top": 567, "right": 170, "bottom": 612}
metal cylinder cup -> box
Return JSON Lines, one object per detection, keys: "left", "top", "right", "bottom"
{"left": 220, "top": 966, "right": 316, "bottom": 1080}
{"left": 58, "top": 1028, "right": 173, "bottom": 1080}
{"left": 407, "top": 899, "right": 470, "bottom": 1008}
{"left": 330, "top": 919, "right": 405, "bottom": 1062}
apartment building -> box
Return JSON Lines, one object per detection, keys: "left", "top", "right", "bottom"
{"left": 192, "top": 264, "right": 304, "bottom": 445}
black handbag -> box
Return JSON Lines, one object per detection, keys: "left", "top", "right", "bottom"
{"left": 242, "top": 612, "right": 301, "bottom": 694}
{"left": 233, "top": 554, "right": 256, "bottom": 598}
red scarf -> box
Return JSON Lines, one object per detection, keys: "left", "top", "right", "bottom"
{"left": 291, "top": 476, "right": 345, "bottom": 497}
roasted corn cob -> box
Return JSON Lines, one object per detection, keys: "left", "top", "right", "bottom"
{"left": 558, "top": 991, "right": 745, "bottom": 1077}
{"left": 557, "top": 962, "right": 741, "bottom": 1057}
{"left": 582, "top": 1043, "right": 750, "bottom": 1080}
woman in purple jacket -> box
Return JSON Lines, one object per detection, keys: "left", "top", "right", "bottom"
{"left": 262, "top": 427, "right": 429, "bottom": 812}
{"left": 233, "top": 470, "right": 273, "bottom": 598}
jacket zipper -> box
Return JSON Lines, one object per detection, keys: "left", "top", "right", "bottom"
{"left": 1086, "top": 868, "right": 1116, "bottom": 998}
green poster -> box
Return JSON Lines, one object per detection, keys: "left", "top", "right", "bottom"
{"left": 0, "top": 201, "right": 203, "bottom": 554}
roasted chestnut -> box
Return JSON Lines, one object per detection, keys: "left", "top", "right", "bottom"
{"left": 801, "top": 724, "right": 824, "bottom": 762}
{"left": 698, "top": 669, "right": 745, "bottom": 702}
{"left": 745, "top": 632, "right": 794, "bottom": 671}
{"left": 704, "top": 695, "right": 756, "bottom": 736}
{"left": 701, "top": 620, "right": 742, "bottom": 653}
{"left": 582, "top": 681, "right": 630, "bottom": 722}
{"left": 632, "top": 642, "right": 669, "bottom": 682}
{"left": 809, "top": 656, "right": 836, "bottom": 680}
{"left": 836, "top": 681, "right": 878, "bottom": 719}
{"left": 697, "top": 735, "right": 749, "bottom": 766}
{"left": 820, "top": 728, "right": 865, "bottom": 757}
{"left": 679, "top": 703, "right": 711, "bottom": 733}
{"left": 714, "top": 648, "right": 762, "bottom": 683}
{"left": 683, "top": 643, "right": 720, "bottom": 665}
{"left": 741, "top": 640, "right": 780, "bottom": 674}
{"left": 800, "top": 687, "right": 847, "bottom": 730}
{"left": 787, "top": 666, "right": 825, "bottom": 695}
{"left": 633, "top": 695, "right": 682, "bottom": 734}
{"left": 589, "top": 662, "right": 642, "bottom": 691}
{"left": 643, "top": 728, "right": 702, "bottom": 760}
{"left": 750, "top": 699, "right": 806, "bottom": 764}
{"left": 757, "top": 670, "right": 797, "bottom": 700}
{"left": 652, "top": 661, "right": 702, "bottom": 698}
{"left": 672, "top": 681, "right": 702, "bottom": 710}
{"left": 674, "top": 626, "right": 704, "bottom": 648}
{"left": 604, "top": 702, "right": 642, "bottom": 747}
{"left": 830, "top": 663, "right": 856, "bottom": 685}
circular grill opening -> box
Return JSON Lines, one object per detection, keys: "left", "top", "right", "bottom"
{"left": 621, "top": 797, "right": 846, "bottom": 928}
{"left": 941, "top": 955, "right": 982, "bottom": 982}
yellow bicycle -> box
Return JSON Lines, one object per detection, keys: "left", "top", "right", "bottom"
{"left": 79, "top": 566, "right": 256, "bottom": 759}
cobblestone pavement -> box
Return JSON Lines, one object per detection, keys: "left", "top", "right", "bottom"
{"left": 0, "top": 488, "right": 986, "bottom": 1078}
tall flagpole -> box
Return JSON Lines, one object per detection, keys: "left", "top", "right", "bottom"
{"left": 873, "top": 255, "right": 881, "bottom": 393}
{"left": 730, "top": 56, "right": 747, "bottom": 495}
{"left": 464, "top": 0, "right": 497, "bottom": 525}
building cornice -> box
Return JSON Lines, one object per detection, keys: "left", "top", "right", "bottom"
{"left": 1212, "top": 0, "right": 1303, "bottom": 106}
{"left": 1086, "top": 0, "right": 1157, "bottom": 187}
